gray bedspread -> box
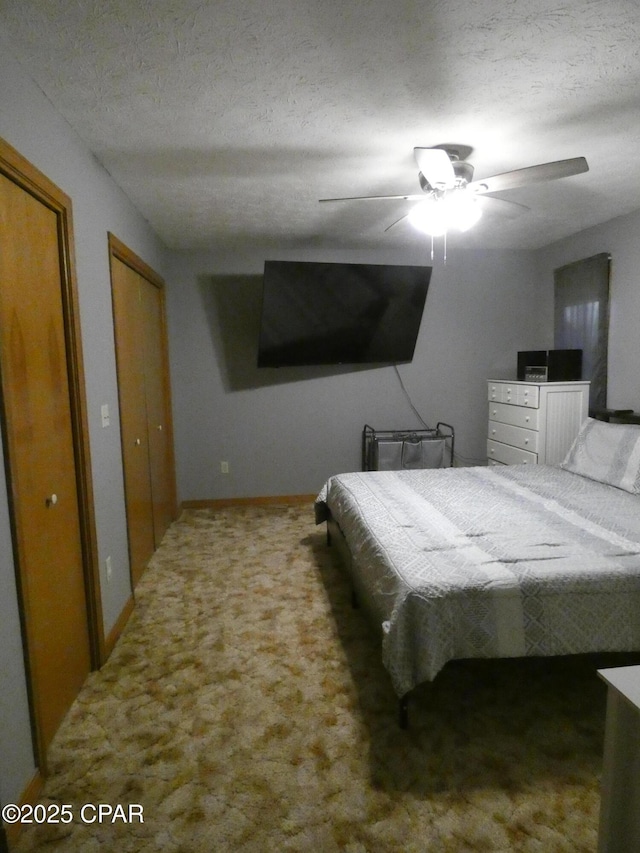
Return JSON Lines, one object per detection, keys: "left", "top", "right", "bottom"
{"left": 315, "top": 464, "right": 640, "bottom": 696}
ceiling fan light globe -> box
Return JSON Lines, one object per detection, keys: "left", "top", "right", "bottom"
{"left": 407, "top": 200, "right": 447, "bottom": 237}
{"left": 408, "top": 194, "right": 482, "bottom": 237}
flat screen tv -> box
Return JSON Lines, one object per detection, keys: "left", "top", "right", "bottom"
{"left": 257, "top": 260, "right": 432, "bottom": 367}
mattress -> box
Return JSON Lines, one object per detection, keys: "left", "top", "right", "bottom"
{"left": 315, "top": 464, "right": 640, "bottom": 697}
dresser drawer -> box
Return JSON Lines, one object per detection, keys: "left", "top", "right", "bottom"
{"left": 488, "top": 383, "right": 540, "bottom": 407}
{"left": 488, "top": 401, "right": 539, "bottom": 430}
{"left": 488, "top": 421, "right": 539, "bottom": 453}
{"left": 487, "top": 439, "right": 538, "bottom": 465}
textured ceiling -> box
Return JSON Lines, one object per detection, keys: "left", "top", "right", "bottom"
{"left": 3, "top": 0, "right": 640, "bottom": 251}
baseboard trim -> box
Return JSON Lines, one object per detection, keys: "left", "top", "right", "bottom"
{"left": 4, "top": 769, "right": 44, "bottom": 846}
{"left": 181, "top": 494, "right": 316, "bottom": 510}
{"left": 103, "top": 593, "right": 135, "bottom": 660}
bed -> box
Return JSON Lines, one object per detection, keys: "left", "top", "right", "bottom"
{"left": 315, "top": 418, "right": 640, "bottom": 725}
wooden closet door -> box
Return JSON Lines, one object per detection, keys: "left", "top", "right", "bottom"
{"left": 0, "top": 172, "right": 91, "bottom": 756}
{"left": 110, "top": 256, "right": 155, "bottom": 586}
{"left": 110, "top": 236, "right": 176, "bottom": 587}
{"left": 140, "top": 277, "right": 174, "bottom": 544}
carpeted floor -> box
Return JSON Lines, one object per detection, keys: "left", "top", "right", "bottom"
{"left": 13, "top": 504, "right": 630, "bottom": 852}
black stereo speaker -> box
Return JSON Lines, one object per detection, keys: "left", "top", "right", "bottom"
{"left": 517, "top": 349, "right": 582, "bottom": 382}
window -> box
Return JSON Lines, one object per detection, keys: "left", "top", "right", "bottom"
{"left": 554, "top": 253, "right": 610, "bottom": 413}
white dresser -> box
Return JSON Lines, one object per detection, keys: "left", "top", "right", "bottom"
{"left": 487, "top": 380, "right": 590, "bottom": 466}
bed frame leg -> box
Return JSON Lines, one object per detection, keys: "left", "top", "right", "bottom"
{"left": 399, "top": 694, "right": 409, "bottom": 729}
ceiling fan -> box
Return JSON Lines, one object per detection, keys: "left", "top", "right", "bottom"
{"left": 320, "top": 145, "right": 589, "bottom": 236}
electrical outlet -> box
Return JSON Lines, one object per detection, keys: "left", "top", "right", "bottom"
{"left": 105, "top": 555, "right": 112, "bottom": 582}
{"left": 220, "top": 461, "right": 229, "bottom": 474}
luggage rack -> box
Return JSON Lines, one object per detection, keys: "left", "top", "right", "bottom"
{"left": 362, "top": 423, "right": 455, "bottom": 472}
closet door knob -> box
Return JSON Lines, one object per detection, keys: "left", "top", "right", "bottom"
{"left": 134, "top": 438, "right": 141, "bottom": 446}
{"left": 157, "top": 424, "right": 163, "bottom": 431}
{"left": 45, "top": 494, "right": 58, "bottom": 507}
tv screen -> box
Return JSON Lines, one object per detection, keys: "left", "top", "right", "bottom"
{"left": 257, "top": 260, "right": 432, "bottom": 367}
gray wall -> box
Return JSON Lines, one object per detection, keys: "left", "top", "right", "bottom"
{"left": 166, "top": 244, "right": 548, "bottom": 501}
{"left": 2, "top": 14, "right": 640, "bottom": 815}
{"left": 537, "top": 210, "right": 640, "bottom": 412}
{"left": 0, "top": 426, "right": 33, "bottom": 810}
{"left": 0, "top": 28, "right": 169, "bottom": 805}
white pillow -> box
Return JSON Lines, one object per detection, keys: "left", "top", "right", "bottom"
{"left": 561, "top": 417, "right": 640, "bottom": 494}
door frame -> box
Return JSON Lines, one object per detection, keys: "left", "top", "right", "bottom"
{"left": 0, "top": 137, "right": 104, "bottom": 768}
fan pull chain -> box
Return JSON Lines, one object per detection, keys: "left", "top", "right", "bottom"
{"left": 429, "top": 233, "right": 448, "bottom": 264}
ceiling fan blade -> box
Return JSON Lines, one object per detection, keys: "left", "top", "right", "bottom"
{"left": 383, "top": 212, "right": 411, "bottom": 233}
{"left": 469, "top": 157, "right": 588, "bottom": 195}
{"left": 413, "top": 147, "right": 455, "bottom": 187}
{"left": 319, "top": 193, "right": 425, "bottom": 203}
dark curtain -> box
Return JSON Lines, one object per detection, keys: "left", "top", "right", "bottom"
{"left": 554, "top": 252, "right": 610, "bottom": 413}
